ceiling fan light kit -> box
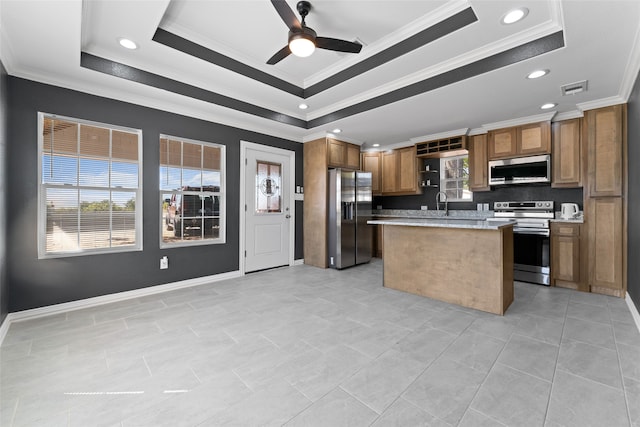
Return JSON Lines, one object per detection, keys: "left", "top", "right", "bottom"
{"left": 268, "top": 0, "right": 362, "bottom": 64}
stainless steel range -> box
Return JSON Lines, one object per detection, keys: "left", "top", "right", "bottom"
{"left": 488, "top": 201, "right": 554, "bottom": 285}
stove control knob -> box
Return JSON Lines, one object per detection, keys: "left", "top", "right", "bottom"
{"left": 536, "top": 202, "right": 542, "bottom": 207}
{"left": 545, "top": 202, "right": 551, "bottom": 207}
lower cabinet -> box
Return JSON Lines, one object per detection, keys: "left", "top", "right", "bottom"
{"left": 587, "top": 197, "right": 624, "bottom": 294}
{"left": 551, "top": 222, "right": 584, "bottom": 290}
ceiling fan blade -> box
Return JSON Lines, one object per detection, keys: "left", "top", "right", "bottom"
{"left": 267, "top": 45, "right": 292, "bottom": 65}
{"left": 315, "top": 37, "right": 362, "bottom": 53}
{"left": 270, "top": 0, "right": 301, "bottom": 29}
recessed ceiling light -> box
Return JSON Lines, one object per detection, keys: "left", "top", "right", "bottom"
{"left": 372, "top": 144, "right": 380, "bottom": 147}
{"left": 298, "top": 103, "right": 308, "bottom": 110}
{"left": 502, "top": 8, "right": 529, "bottom": 24}
{"left": 541, "top": 103, "right": 557, "bottom": 110}
{"left": 118, "top": 38, "right": 138, "bottom": 50}
{"left": 527, "top": 69, "right": 549, "bottom": 79}
{"left": 332, "top": 128, "right": 342, "bottom": 133}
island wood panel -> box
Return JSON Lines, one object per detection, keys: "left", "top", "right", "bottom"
{"left": 303, "top": 138, "right": 329, "bottom": 268}
{"left": 382, "top": 225, "right": 513, "bottom": 315}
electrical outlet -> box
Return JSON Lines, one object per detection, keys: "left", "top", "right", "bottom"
{"left": 160, "top": 256, "right": 169, "bottom": 269}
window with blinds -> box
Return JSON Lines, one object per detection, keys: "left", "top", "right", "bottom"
{"left": 160, "top": 135, "right": 225, "bottom": 246}
{"left": 38, "top": 113, "right": 142, "bottom": 257}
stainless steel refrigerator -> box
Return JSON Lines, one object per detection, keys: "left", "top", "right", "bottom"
{"left": 328, "top": 169, "right": 372, "bottom": 269}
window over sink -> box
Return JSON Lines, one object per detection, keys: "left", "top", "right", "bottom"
{"left": 440, "top": 154, "right": 472, "bottom": 202}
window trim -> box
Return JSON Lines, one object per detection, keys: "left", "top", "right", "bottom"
{"left": 37, "top": 112, "right": 143, "bottom": 259}
{"left": 439, "top": 153, "right": 473, "bottom": 202}
{"left": 159, "top": 134, "right": 226, "bottom": 248}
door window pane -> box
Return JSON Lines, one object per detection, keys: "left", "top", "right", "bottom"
{"left": 256, "top": 161, "right": 281, "bottom": 213}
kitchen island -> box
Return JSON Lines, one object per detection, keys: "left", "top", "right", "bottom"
{"left": 367, "top": 218, "right": 515, "bottom": 315}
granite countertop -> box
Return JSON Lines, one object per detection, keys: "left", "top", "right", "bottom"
{"left": 367, "top": 217, "right": 515, "bottom": 230}
{"left": 371, "top": 209, "right": 494, "bottom": 220}
{"left": 550, "top": 212, "right": 585, "bottom": 224}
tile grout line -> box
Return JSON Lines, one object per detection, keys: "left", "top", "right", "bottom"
{"left": 541, "top": 298, "right": 569, "bottom": 425}
{"left": 612, "top": 315, "right": 635, "bottom": 426}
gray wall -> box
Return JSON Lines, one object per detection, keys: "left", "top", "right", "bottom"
{"left": 0, "top": 61, "right": 7, "bottom": 323}
{"left": 7, "top": 77, "right": 303, "bottom": 312}
{"left": 627, "top": 69, "right": 640, "bottom": 312}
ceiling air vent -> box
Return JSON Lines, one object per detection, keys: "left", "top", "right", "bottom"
{"left": 561, "top": 80, "right": 588, "bottom": 96}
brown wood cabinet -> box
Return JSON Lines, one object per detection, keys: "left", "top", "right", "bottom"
{"left": 488, "top": 122, "right": 550, "bottom": 160}
{"left": 381, "top": 150, "right": 398, "bottom": 193}
{"left": 362, "top": 152, "right": 382, "bottom": 195}
{"left": 551, "top": 222, "right": 583, "bottom": 290}
{"left": 552, "top": 119, "right": 582, "bottom": 188}
{"left": 327, "top": 137, "right": 360, "bottom": 169}
{"left": 380, "top": 147, "right": 421, "bottom": 195}
{"left": 587, "top": 197, "right": 623, "bottom": 291}
{"left": 583, "top": 104, "right": 627, "bottom": 297}
{"left": 303, "top": 138, "right": 330, "bottom": 268}
{"left": 586, "top": 105, "right": 623, "bottom": 197}
{"left": 468, "top": 134, "right": 489, "bottom": 191}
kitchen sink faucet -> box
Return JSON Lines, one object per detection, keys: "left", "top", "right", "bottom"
{"left": 436, "top": 191, "right": 448, "bottom": 216}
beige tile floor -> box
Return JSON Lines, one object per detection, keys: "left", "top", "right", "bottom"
{"left": 1, "top": 259, "right": 639, "bottom": 426}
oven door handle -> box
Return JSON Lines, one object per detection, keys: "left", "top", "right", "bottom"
{"left": 513, "top": 227, "right": 550, "bottom": 236}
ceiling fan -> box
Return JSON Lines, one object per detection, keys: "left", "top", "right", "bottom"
{"left": 267, "top": 0, "right": 363, "bottom": 65}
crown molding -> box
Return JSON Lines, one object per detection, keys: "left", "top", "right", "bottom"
{"left": 307, "top": 19, "right": 563, "bottom": 121}
{"left": 552, "top": 110, "right": 583, "bottom": 121}
{"left": 410, "top": 128, "right": 469, "bottom": 143}
{"left": 576, "top": 95, "right": 626, "bottom": 112}
{"left": 618, "top": 21, "right": 640, "bottom": 101}
{"left": 11, "top": 68, "right": 307, "bottom": 143}
{"left": 468, "top": 127, "right": 487, "bottom": 136}
{"left": 482, "top": 111, "right": 557, "bottom": 131}
{"left": 303, "top": 0, "right": 472, "bottom": 88}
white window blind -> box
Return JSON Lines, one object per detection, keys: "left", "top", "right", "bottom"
{"left": 160, "top": 135, "right": 225, "bottom": 246}
{"left": 39, "top": 113, "right": 142, "bottom": 257}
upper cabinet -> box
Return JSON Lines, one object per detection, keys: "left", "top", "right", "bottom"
{"left": 362, "top": 152, "right": 382, "bottom": 195}
{"left": 415, "top": 136, "right": 467, "bottom": 158}
{"left": 468, "top": 134, "right": 489, "bottom": 192}
{"left": 327, "top": 137, "right": 360, "bottom": 170}
{"left": 380, "top": 146, "right": 421, "bottom": 195}
{"left": 488, "top": 121, "right": 550, "bottom": 160}
{"left": 552, "top": 118, "right": 582, "bottom": 188}
{"left": 586, "top": 105, "right": 623, "bottom": 197}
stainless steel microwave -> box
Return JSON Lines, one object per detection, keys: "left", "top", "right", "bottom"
{"left": 489, "top": 154, "right": 551, "bottom": 185}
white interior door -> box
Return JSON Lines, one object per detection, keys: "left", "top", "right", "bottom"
{"left": 244, "top": 146, "right": 291, "bottom": 272}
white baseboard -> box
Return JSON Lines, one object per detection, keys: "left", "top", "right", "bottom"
{"left": 294, "top": 259, "right": 304, "bottom": 266}
{"left": 0, "top": 270, "right": 241, "bottom": 346}
{"left": 626, "top": 293, "right": 640, "bottom": 334}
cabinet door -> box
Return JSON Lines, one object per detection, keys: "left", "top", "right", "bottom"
{"left": 518, "top": 122, "right": 551, "bottom": 156}
{"left": 551, "top": 223, "right": 581, "bottom": 283}
{"left": 468, "top": 134, "right": 489, "bottom": 191}
{"left": 327, "top": 138, "right": 345, "bottom": 168}
{"left": 588, "top": 197, "right": 623, "bottom": 289}
{"left": 587, "top": 105, "right": 623, "bottom": 197}
{"left": 488, "top": 128, "right": 517, "bottom": 159}
{"left": 362, "top": 152, "right": 382, "bottom": 195}
{"left": 381, "top": 151, "right": 398, "bottom": 193}
{"left": 397, "top": 146, "right": 418, "bottom": 192}
{"left": 346, "top": 143, "right": 361, "bottom": 170}
{"left": 552, "top": 119, "right": 582, "bottom": 188}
